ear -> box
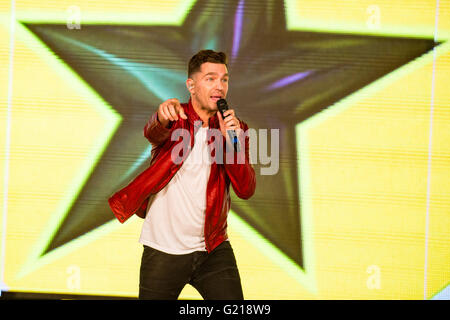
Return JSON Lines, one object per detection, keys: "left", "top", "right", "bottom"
{"left": 186, "top": 79, "right": 195, "bottom": 94}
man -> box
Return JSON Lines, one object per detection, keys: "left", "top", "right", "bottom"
{"left": 108, "top": 50, "right": 256, "bottom": 299}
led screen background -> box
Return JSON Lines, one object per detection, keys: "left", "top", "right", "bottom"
{"left": 0, "top": 0, "right": 449, "bottom": 299}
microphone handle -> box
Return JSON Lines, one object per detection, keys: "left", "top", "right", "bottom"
{"left": 227, "top": 130, "right": 240, "bottom": 152}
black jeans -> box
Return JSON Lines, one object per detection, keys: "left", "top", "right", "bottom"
{"left": 139, "top": 241, "right": 243, "bottom": 300}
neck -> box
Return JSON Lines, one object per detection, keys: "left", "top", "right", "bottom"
{"left": 191, "top": 97, "right": 216, "bottom": 127}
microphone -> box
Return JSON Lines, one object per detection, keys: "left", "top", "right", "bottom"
{"left": 217, "top": 98, "right": 240, "bottom": 152}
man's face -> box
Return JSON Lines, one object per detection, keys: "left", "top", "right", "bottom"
{"left": 190, "top": 62, "right": 229, "bottom": 112}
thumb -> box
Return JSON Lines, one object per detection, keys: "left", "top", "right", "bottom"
{"left": 216, "top": 111, "right": 227, "bottom": 137}
{"left": 217, "top": 110, "right": 224, "bottom": 127}
{"left": 218, "top": 110, "right": 224, "bottom": 120}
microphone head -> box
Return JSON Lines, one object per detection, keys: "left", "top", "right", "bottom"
{"left": 216, "top": 98, "right": 228, "bottom": 116}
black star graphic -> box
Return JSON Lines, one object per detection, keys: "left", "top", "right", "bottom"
{"left": 23, "top": 0, "right": 437, "bottom": 268}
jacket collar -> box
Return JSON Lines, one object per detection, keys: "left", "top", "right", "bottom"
{"left": 186, "top": 97, "right": 219, "bottom": 129}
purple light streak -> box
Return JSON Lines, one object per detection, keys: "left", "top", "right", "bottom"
{"left": 232, "top": 0, "right": 245, "bottom": 60}
{"left": 266, "top": 71, "right": 313, "bottom": 90}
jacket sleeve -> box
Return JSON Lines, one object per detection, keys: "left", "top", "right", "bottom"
{"left": 223, "top": 120, "right": 256, "bottom": 200}
{"left": 143, "top": 112, "right": 172, "bottom": 146}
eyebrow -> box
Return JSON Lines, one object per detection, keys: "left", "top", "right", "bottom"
{"left": 203, "top": 72, "right": 229, "bottom": 78}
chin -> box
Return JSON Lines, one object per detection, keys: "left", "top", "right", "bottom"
{"left": 207, "top": 102, "right": 218, "bottom": 111}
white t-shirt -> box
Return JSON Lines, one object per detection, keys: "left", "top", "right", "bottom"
{"left": 139, "top": 126, "right": 211, "bottom": 254}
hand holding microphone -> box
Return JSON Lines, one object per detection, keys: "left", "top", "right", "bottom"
{"left": 216, "top": 99, "right": 241, "bottom": 152}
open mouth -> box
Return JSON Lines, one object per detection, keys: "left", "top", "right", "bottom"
{"left": 210, "top": 95, "right": 222, "bottom": 102}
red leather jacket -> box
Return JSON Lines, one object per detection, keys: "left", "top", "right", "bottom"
{"left": 108, "top": 98, "right": 256, "bottom": 252}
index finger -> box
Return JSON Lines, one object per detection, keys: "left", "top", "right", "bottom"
{"left": 168, "top": 98, "right": 180, "bottom": 104}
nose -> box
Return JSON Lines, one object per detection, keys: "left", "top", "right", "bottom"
{"left": 216, "top": 79, "right": 224, "bottom": 91}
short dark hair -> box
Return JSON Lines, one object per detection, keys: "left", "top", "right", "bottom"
{"left": 188, "top": 50, "right": 228, "bottom": 78}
